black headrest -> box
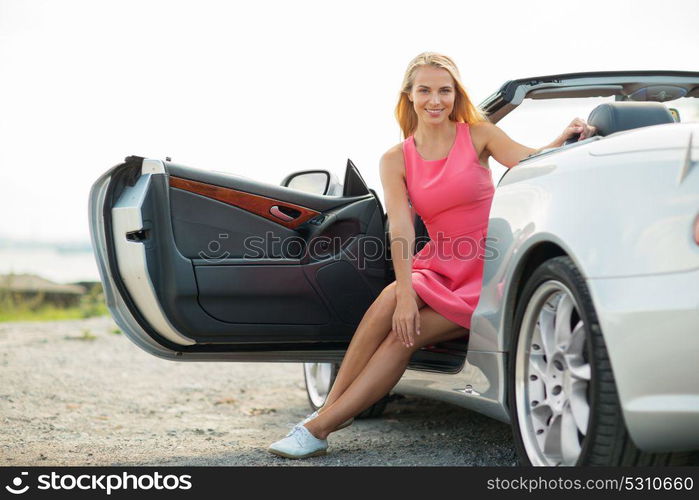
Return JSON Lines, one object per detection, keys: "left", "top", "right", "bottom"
{"left": 587, "top": 102, "right": 675, "bottom": 137}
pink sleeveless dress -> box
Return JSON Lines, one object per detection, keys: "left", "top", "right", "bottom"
{"left": 402, "top": 121, "right": 495, "bottom": 330}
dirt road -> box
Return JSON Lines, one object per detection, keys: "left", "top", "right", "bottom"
{"left": 0, "top": 316, "right": 517, "bottom": 466}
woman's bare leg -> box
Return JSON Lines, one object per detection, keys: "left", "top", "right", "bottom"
{"left": 317, "top": 281, "right": 425, "bottom": 415}
{"left": 305, "top": 306, "right": 468, "bottom": 440}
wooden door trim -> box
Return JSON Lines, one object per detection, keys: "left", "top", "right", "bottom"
{"left": 169, "top": 176, "right": 320, "bottom": 229}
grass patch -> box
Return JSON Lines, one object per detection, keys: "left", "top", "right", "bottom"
{"left": 0, "top": 281, "right": 109, "bottom": 322}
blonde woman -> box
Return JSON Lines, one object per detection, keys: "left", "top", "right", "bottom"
{"left": 268, "top": 52, "right": 595, "bottom": 459}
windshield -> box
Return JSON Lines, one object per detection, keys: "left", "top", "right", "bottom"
{"left": 489, "top": 95, "right": 699, "bottom": 184}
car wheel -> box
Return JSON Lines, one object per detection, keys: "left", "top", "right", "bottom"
{"left": 509, "top": 256, "right": 697, "bottom": 466}
{"left": 303, "top": 362, "right": 389, "bottom": 418}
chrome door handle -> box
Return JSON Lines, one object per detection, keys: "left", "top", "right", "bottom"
{"left": 269, "top": 205, "right": 296, "bottom": 222}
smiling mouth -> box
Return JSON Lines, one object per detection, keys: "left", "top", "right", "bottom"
{"left": 426, "top": 109, "right": 444, "bottom": 114}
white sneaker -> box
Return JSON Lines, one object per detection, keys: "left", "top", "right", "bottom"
{"left": 268, "top": 424, "right": 328, "bottom": 459}
{"left": 280, "top": 410, "right": 318, "bottom": 438}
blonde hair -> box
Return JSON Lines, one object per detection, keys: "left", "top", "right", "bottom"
{"left": 395, "top": 52, "right": 489, "bottom": 139}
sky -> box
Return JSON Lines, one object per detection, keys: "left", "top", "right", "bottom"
{"left": 1, "top": 0, "right": 698, "bottom": 244}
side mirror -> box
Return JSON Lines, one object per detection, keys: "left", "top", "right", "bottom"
{"left": 668, "top": 108, "right": 681, "bottom": 122}
{"left": 281, "top": 170, "right": 342, "bottom": 196}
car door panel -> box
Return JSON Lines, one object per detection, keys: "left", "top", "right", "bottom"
{"left": 194, "top": 264, "right": 331, "bottom": 324}
{"left": 99, "top": 156, "right": 389, "bottom": 352}
{"left": 169, "top": 186, "right": 302, "bottom": 259}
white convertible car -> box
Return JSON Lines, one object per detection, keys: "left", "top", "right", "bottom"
{"left": 88, "top": 70, "right": 699, "bottom": 466}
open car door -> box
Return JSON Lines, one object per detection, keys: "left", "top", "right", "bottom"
{"left": 88, "top": 156, "right": 390, "bottom": 362}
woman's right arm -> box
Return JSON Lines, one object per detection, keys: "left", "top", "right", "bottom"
{"left": 379, "top": 147, "right": 421, "bottom": 348}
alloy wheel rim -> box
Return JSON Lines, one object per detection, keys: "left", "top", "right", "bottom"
{"left": 303, "top": 362, "right": 334, "bottom": 408}
{"left": 515, "top": 280, "right": 591, "bottom": 466}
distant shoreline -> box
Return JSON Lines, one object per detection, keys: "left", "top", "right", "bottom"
{"left": 0, "top": 247, "right": 99, "bottom": 285}
{"left": 0, "top": 235, "right": 93, "bottom": 254}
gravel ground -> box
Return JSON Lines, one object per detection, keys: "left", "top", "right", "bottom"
{"left": 0, "top": 316, "right": 518, "bottom": 466}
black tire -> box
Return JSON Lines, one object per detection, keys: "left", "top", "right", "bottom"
{"left": 508, "top": 256, "right": 697, "bottom": 466}
{"left": 303, "top": 362, "right": 389, "bottom": 419}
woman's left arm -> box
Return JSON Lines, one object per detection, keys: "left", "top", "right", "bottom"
{"left": 482, "top": 117, "right": 597, "bottom": 169}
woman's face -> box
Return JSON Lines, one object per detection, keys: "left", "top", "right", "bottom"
{"left": 408, "top": 65, "right": 456, "bottom": 125}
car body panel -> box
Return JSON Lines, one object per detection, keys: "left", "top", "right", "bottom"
{"left": 395, "top": 350, "right": 510, "bottom": 424}
{"left": 112, "top": 162, "right": 197, "bottom": 346}
{"left": 586, "top": 268, "right": 699, "bottom": 451}
{"left": 457, "top": 122, "right": 699, "bottom": 452}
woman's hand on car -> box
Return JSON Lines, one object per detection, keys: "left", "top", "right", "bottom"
{"left": 562, "top": 117, "right": 597, "bottom": 141}
{"left": 392, "top": 290, "right": 421, "bottom": 348}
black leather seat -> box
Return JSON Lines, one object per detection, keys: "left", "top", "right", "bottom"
{"left": 587, "top": 101, "right": 675, "bottom": 137}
